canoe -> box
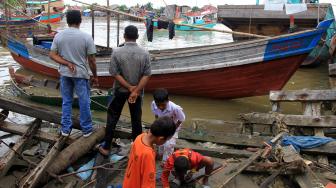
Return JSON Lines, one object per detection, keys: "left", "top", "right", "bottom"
{"left": 6, "top": 19, "right": 334, "bottom": 99}
{"left": 217, "top": 4, "right": 336, "bottom": 67}
{"left": 8, "top": 67, "right": 111, "bottom": 111}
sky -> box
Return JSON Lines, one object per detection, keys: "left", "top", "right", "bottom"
{"left": 65, "top": 0, "right": 335, "bottom": 8}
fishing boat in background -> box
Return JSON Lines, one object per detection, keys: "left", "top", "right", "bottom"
{"left": 5, "top": 19, "right": 334, "bottom": 99}
{"left": 217, "top": 3, "right": 336, "bottom": 67}
{"left": 1, "top": 0, "right": 64, "bottom": 24}
{"left": 9, "top": 66, "right": 110, "bottom": 111}
{"left": 153, "top": 4, "right": 218, "bottom": 31}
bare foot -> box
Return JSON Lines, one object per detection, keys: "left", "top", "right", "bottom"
{"left": 98, "top": 146, "right": 110, "bottom": 156}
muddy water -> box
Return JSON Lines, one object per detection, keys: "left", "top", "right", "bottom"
{"left": 0, "top": 18, "right": 331, "bottom": 127}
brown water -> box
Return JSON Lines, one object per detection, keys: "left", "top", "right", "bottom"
{"left": 0, "top": 18, "right": 331, "bottom": 126}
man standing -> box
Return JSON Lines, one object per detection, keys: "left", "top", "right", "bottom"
{"left": 49, "top": 10, "right": 98, "bottom": 137}
{"left": 99, "top": 25, "right": 151, "bottom": 156}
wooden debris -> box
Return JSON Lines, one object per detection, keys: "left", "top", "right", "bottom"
{"left": 0, "top": 119, "right": 41, "bottom": 177}
{"left": 40, "top": 128, "right": 107, "bottom": 184}
{"left": 179, "top": 131, "right": 271, "bottom": 148}
{"left": 0, "top": 110, "right": 9, "bottom": 122}
{"left": 241, "top": 112, "right": 336, "bottom": 128}
{"left": 20, "top": 136, "right": 67, "bottom": 188}
{"left": 176, "top": 139, "right": 253, "bottom": 158}
{"left": 0, "top": 95, "right": 81, "bottom": 129}
{"left": 218, "top": 149, "right": 264, "bottom": 188}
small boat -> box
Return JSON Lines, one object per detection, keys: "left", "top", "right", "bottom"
{"left": 6, "top": 19, "right": 334, "bottom": 99}
{"left": 8, "top": 66, "right": 111, "bottom": 111}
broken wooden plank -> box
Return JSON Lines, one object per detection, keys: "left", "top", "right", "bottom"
{"left": 270, "top": 90, "right": 336, "bottom": 102}
{"left": 20, "top": 136, "right": 67, "bottom": 188}
{"left": 179, "top": 130, "right": 271, "bottom": 148}
{"left": 218, "top": 149, "right": 264, "bottom": 187}
{"left": 0, "top": 95, "right": 81, "bottom": 129}
{"left": 241, "top": 113, "right": 336, "bottom": 128}
{"left": 0, "top": 110, "right": 9, "bottom": 122}
{"left": 176, "top": 139, "right": 253, "bottom": 158}
{"left": 0, "top": 119, "right": 41, "bottom": 177}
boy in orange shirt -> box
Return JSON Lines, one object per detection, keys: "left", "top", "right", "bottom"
{"left": 123, "top": 116, "right": 176, "bottom": 188}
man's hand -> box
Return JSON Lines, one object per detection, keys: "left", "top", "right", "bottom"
{"left": 67, "top": 63, "right": 76, "bottom": 74}
{"left": 128, "top": 85, "right": 136, "bottom": 93}
{"left": 91, "top": 76, "right": 99, "bottom": 87}
{"left": 128, "top": 91, "right": 139, "bottom": 104}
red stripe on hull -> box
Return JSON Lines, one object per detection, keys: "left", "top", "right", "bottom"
{"left": 40, "top": 17, "right": 62, "bottom": 23}
{"left": 11, "top": 52, "right": 307, "bottom": 99}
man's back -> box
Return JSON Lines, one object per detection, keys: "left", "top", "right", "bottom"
{"left": 109, "top": 42, "right": 151, "bottom": 92}
{"left": 51, "top": 28, "right": 96, "bottom": 79}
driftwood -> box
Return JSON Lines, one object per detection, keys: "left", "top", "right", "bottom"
{"left": 0, "top": 119, "right": 41, "bottom": 177}
{"left": 20, "top": 136, "right": 68, "bottom": 188}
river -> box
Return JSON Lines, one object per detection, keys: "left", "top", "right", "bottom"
{"left": 0, "top": 18, "right": 331, "bottom": 126}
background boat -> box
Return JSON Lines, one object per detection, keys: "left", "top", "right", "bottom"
{"left": 9, "top": 66, "right": 111, "bottom": 111}
{"left": 217, "top": 3, "right": 336, "bottom": 67}
{"left": 5, "top": 19, "right": 333, "bottom": 99}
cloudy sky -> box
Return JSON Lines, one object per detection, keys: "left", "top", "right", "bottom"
{"left": 65, "top": 0, "right": 335, "bottom": 8}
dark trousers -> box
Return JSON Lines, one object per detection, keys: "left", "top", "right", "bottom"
{"left": 103, "top": 91, "right": 142, "bottom": 150}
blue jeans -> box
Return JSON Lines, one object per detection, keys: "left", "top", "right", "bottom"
{"left": 60, "top": 76, "right": 93, "bottom": 134}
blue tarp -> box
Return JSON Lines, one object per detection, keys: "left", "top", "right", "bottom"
{"left": 281, "top": 136, "right": 334, "bottom": 151}
{"left": 68, "top": 154, "right": 126, "bottom": 181}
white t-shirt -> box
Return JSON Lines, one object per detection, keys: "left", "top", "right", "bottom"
{"left": 151, "top": 101, "right": 186, "bottom": 138}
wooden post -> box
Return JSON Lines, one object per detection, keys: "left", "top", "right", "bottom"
{"left": 302, "top": 102, "right": 328, "bottom": 165}
{"left": 48, "top": 0, "right": 51, "bottom": 24}
{"left": 106, "top": 0, "right": 110, "bottom": 48}
{"left": 0, "top": 119, "right": 41, "bottom": 177}
{"left": 290, "top": 15, "right": 295, "bottom": 29}
{"left": 91, "top": 6, "right": 95, "bottom": 40}
{"left": 117, "top": 14, "right": 120, "bottom": 46}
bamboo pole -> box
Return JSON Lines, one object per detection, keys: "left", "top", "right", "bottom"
{"left": 91, "top": 6, "right": 95, "bottom": 40}
{"left": 117, "top": 14, "right": 120, "bottom": 46}
{"left": 72, "top": 0, "right": 268, "bottom": 39}
{"left": 106, "top": 0, "right": 110, "bottom": 48}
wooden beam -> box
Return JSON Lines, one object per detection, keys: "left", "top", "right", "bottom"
{"left": 270, "top": 90, "right": 336, "bottom": 101}
{"left": 0, "top": 95, "right": 81, "bottom": 129}
{"left": 179, "top": 131, "right": 271, "bottom": 148}
{"left": 20, "top": 136, "right": 67, "bottom": 188}
{"left": 0, "top": 119, "right": 41, "bottom": 177}
{"left": 241, "top": 113, "right": 336, "bottom": 128}
{"left": 176, "top": 139, "right": 253, "bottom": 159}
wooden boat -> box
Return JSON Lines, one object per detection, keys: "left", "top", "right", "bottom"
{"left": 6, "top": 19, "right": 334, "bottom": 99}
{"left": 217, "top": 4, "right": 336, "bottom": 67}
{"left": 8, "top": 67, "right": 111, "bottom": 111}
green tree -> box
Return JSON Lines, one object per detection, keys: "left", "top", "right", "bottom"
{"left": 145, "top": 2, "right": 153, "bottom": 11}
{"left": 119, "top": 4, "right": 128, "bottom": 12}
{"left": 192, "top": 6, "right": 200, "bottom": 12}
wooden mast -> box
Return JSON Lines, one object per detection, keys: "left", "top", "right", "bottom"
{"left": 106, "top": 0, "right": 110, "bottom": 48}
